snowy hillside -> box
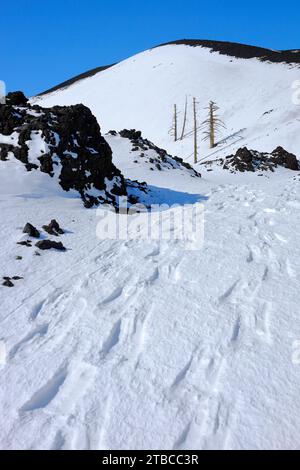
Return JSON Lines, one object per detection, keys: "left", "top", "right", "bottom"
{"left": 1, "top": 157, "right": 300, "bottom": 450}
{"left": 1, "top": 40, "right": 300, "bottom": 450}
{"left": 105, "top": 129, "right": 200, "bottom": 181}
{"left": 33, "top": 40, "right": 300, "bottom": 166}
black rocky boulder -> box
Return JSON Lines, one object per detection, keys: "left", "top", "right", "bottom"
{"left": 5, "top": 91, "right": 28, "bottom": 106}
{"left": 204, "top": 146, "right": 300, "bottom": 173}
{"left": 271, "top": 147, "right": 299, "bottom": 171}
{"left": 42, "top": 220, "right": 64, "bottom": 236}
{"left": 2, "top": 279, "right": 14, "bottom": 288}
{"left": 2, "top": 276, "right": 23, "bottom": 288}
{"left": 119, "top": 129, "right": 142, "bottom": 140}
{"left": 35, "top": 240, "right": 66, "bottom": 251}
{"left": 0, "top": 98, "right": 128, "bottom": 208}
{"left": 23, "top": 223, "right": 40, "bottom": 238}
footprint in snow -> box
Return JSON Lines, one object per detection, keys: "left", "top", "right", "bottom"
{"left": 20, "top": 367, "right": 68, "bottom": 412}
{"left": 218, "top": 279, "right": 240, "bottom": 304}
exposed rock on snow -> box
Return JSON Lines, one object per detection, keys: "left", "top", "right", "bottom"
{"left": 23, "top": 223, "right": 40, "bottom": 239}
{"left": 155, "top": 39, "right": 300, "bottom": 65}
{"left": 16, "top": 240, "right": 32, "bottom": 247}
{"left": 201, "top": 146, "right": 299, "bottom": 173}
{"left": 39, "top": 64, "right": 116, "bottom": 97}
{"left": 0, "top": 96, "right": 128, "bottom": 208}
{"left": 42, "top": 220, "right": 64, "bottom": 236}
{"left": 2, "top": 276, "right": 23, "bottom": 288}
{"left": 2, "top": 279, "right": 14, "bottom": 288}
{"left": 35, "top": 240, "right": 66, "bottom": 251}
{"left": 119, "top": 129, "right": 142, "bottom": 140}
{"left": 107, "top": 129, "right": 201, "bottom": 177}
{"left": 5, "top": 91, "right": 29, "bottom": 106}
{"left": 271, "top": 146, "right": 299, "bottom": 171}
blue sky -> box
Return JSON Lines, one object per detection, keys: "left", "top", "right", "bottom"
{"left": 1, "top": 0, "right": 299, "bottom": 96}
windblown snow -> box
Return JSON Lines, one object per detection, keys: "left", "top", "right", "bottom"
{"left": 1, "top": 42, "right": 300, "bottom": 450}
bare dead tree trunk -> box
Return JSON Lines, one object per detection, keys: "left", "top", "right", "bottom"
{"left": 174, "top": 104, "right": 178, "bottom": 142}
{"left": 193, "top": 97, "right": 198, "bottom": 164}
{"left": 201, "top": 101, "right": 225, "bottom": 149}
{"left": 169, "top": 104, "right": 179, "bottom": 142}
{"left": 180, "top": 96, "right": 188, "bottom": 140}
{"left": 209, "top": 101, "right": 215, "bottom": 149}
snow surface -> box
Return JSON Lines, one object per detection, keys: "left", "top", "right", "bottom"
{"left": 26, "top": 131, "right": 50, "bottom": 165}
{"left": 1, "top": 43, "right": 300, "bottom": 450}
{"left": 105, "top": 132, "right": 199, "bottom": 181}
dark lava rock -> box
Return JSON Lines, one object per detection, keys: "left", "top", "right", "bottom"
{"left": 2, "top": 276, "right": 22, "bottom": 287}
{"left": 23, "top": 223, "right": 40, "bottom": 238}
{"left": 5, "top": 91, "right": 28, "bottom": 106}
{"left": 35, "top": 240, "right": 66, "bottom": 251}
{"left": 0, "top": 144, "right": 14, "bottom": 161}
{"left": 155, "top": 40, "right": 300, "bottom": 66}
{"left": 17, "top": 240, "right": 32, "bottom": 247}
{"left": 0, "top": 98, "right": 128, "bottom": 208}
{"left": 201, "top": 146, "right": 299, "bottom": 173}
{"left": 114, "top": 130, "right": 201, "bottom": 177}
{"left": 2, "top": 279, "right": 14, "bottom": 287}
{"left": 120, "top": 129, "right": 142, "bottom": 140}
{"left": 15, "top": 256, "right": 23, "bottom": 260}
{"left": 271, "top": 146, "right": 299, "bottom": 171}
{"left": 42, "top": 219, "right": 64, "bottom": 236}
{"left": 39, "top": 64, "right": 115, "bottom": 97}
{"left": 234, "top": 148, "right": 254, "bottom": 172}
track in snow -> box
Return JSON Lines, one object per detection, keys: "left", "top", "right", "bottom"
{"left": 1, "top": 174, "right": 300, "bottom": 449}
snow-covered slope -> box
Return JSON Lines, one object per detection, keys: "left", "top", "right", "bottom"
{"left": 105, "top": 129, "right": 200, "bottom": 181}
{"left": 1, "top": 161, "right": 300, "bottom": 450}
{"left": 1, "top": 41, "right": 300, "bottom": 450}
{"left": 33, "top": 41, "right": 300, "bottom": 166}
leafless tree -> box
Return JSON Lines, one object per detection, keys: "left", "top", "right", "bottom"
{"left": 169, "top": 104, "right": 179, "bottom": 142}
{"left": 193, "top": 97, "right": 198, "bottom": 163}
{"left": 201, "top": 101, "right": 225, "bottom": 148}
{"left": 180, "top": 96, "right": 188, "bottom": 140}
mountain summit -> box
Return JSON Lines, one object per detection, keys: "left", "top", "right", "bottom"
{"left": 33, "top": 39, "right": 300, "bottom": 167}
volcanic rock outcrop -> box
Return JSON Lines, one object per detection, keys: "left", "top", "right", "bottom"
{"left": 202, "top": 147, "right": 299, "bottom": 173}
{"left": 108, "top": 129, "right": 201, "bottom": 176}
{"left": 0, "top": 92, "right": 129, "bottom": 208}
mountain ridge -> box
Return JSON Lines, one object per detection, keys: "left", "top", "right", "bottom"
{"left": 37, "top": 39, "right": 300, "bottom": 97}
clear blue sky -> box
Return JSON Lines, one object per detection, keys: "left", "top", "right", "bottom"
{"left": 1, "top": 0, "right": 299, "bottom": 96}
